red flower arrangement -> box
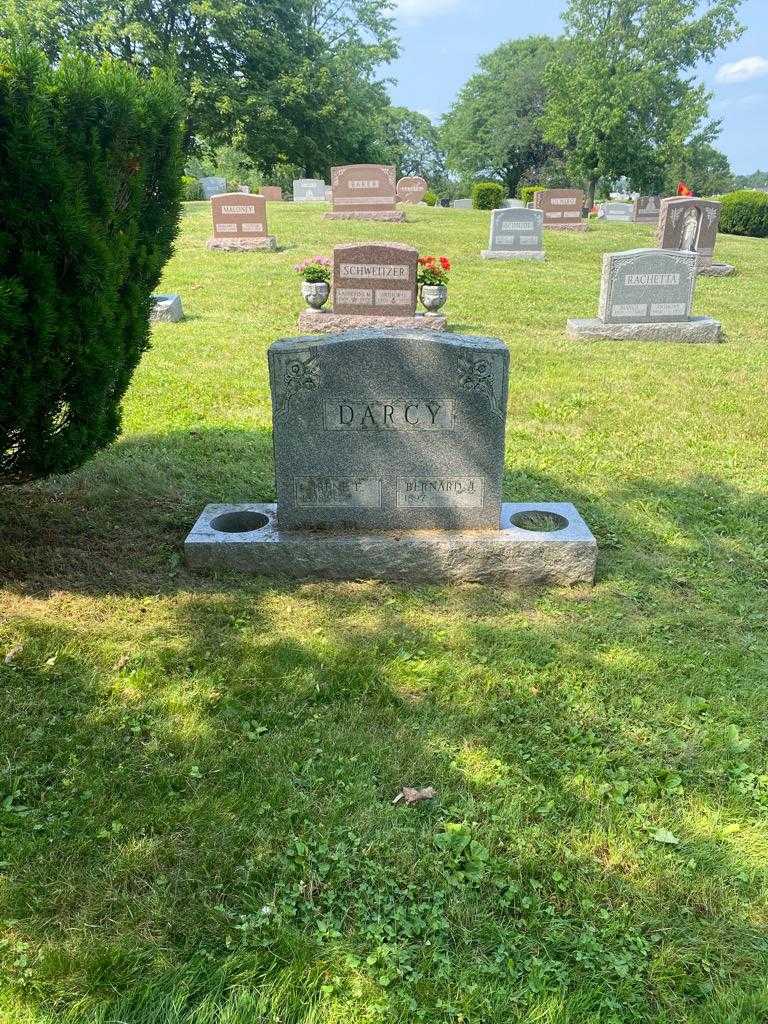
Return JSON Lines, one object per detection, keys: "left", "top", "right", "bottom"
{"left": 417, "top": 255, "right": 452, "bottom": 286}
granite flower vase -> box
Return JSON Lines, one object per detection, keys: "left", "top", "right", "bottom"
{"left": 301, "top": 281, "right": 330, "bottom": 309}
{"left": 420, "top": 284, "right": 448, "bottom": 314}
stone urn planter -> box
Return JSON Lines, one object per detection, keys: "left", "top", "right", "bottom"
{"left": 301, "top": 281, "right": 330, "bottom": 310}
{"left": 420, "top": 284, "right": 448, "bottom": 315}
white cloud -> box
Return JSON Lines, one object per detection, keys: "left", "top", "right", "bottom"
{"left": 390, "top": 0, "right": 460, "bottom": 21}
{"left": 715, "top": 56, "right": 768, "bottom": 84}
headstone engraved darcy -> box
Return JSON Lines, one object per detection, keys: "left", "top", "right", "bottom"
{"left": 567, "top": 248, "right": 722, "bottom": 342}
{"left": 206, "top": 193, "right": 276, "bottom": 251}
{"left": 481, "top": 208, "right": 544, "bottom": 260}
{"left": 657, "top": 197, "right": 734, "bottom": 276}
{"left": 327, "top": 165, "right": 404, "bottom": 221}
{"left": 184, "top": 329, "right": 598, "bottom": 584}
{"left": 534, "top": 188, "right": 586, "bottom": 230}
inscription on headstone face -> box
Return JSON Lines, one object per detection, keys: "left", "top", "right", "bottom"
{"left": 601, "top": 202, "right": 634, "bottom": 221}
{"left": 534, "top": 189, "right": 586, "bottom": 228}
{"left": 331, "top": 165, "right": 397, "bottom": 213}
{"left": 293, "top": 179, "right": 326, "bottom": 202}
{"left": 200, "top": 176, "right": 227, "bottom": 200}
{"left": 633, "top": 195, "right": 661, "bottom": 223}
{"left": 332, "top": 243, "right": 417, "bottom": 316}
{"left": 210, "top": 193, "right": 267, "bottom": 240}
{"left": 598, "top": 249, "right": 697, "bottom": 324}
{"left": 488, "top": 208, "right": 543, "bottom": 252}
{"left": 260, "top": 186, "right": 283, "bottom": 202}
{"left": 657, "top": 197, "right": 721, "bottom": 263}
{"left": 397, "top": 176, "right": 428, "bottom": 204}
{"left": 268, "top": 329, "right": 509, "bottom": 531}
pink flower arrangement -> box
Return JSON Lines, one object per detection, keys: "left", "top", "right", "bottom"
{"left": 294, "top": 256, "right": 331, "bottom": 283}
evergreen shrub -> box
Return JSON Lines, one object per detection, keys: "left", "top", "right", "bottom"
{"left": 472, "top": 181, "right": 505, "bottom": 210}
{"left": 423, "top": 190, "right": 438, "bottom": 207}
{"left": 719, "top": 190, "right": 768, "bottom": 238}
{"left": 519, "top": 185, "right": 547, "bottom": 206}
{"left": 0, "top": 43, "right": 184, "bottom": 481}
{"left": 181, "top": 175, "right": 202, "bottom": 200}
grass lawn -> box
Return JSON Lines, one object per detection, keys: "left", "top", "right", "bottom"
{"left": 2, "top": 202, "right": 768, "bottom": 1024}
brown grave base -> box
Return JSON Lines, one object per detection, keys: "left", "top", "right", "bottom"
{"left": 298, "top": 310, "right": 446, "bottom": 333}
{"left": 698, "top": 262, "right": 736, "bottom": 277}
{"left": 323, "top": 211, "right": 406, "bottom": 222}
{"left": 206, "top": 236, "right": 277, "bottom": 252}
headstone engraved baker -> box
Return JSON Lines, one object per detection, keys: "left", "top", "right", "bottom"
{"left": 298, "top": 242, "right": 446, "bottom": 333}
{"left": 260, "top": 186, "right": 283, "bottom": 202}
{"left": 185, "top": 328, "right": 597, "bottom": 584}
{"left": 326, "top": 164, "right": 404, "bottom": 222}
{"left": 567, "top": 248, "right": 722, "bottom": 342}
{"left": 600, "top": 201, "right": 634, "bottom": 222}
{"left": 397, "top": 176, "right": 429, "bottom": 204}
{"left": 292, "top": 179, "right": 326, "bottom": 202}
{"left": 481, "top": 208, "right": 545, "bottom": 260}
{"left": 657, "top": 197, "right": 734, "bottom": 276}
{"left": 200, "top": 176, "right": 227, "bottom": 200}
{"left": 633, "top": 195, "right": 661, "bottom": 224}
{"left": 535, "top": 188, "right": 586, "bottom": 231}
{"left": 206, "top": 193, "right": 277, "bottom": 251}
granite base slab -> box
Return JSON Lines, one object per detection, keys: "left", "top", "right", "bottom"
{"left": 206, "top": 236, "right": 277, "bottom": 251}
{"left": 184, "top": 502, "right": 597, "bottom": 586}
{"left": 567, "top": 316, "right": 723, "bottom": 343}
{"left": 323, "top": 211, "right": 406, "bottom": 222}
{"left": 150, "top": 294, "right": 183, "bottom": 322}
{"left": 481, "top": 250, "right": 546, "bottom": 260}
{"left": 298, "top": 310, "right": 447, "bottom": 333}
{"left": 698, "top": 262, "right": 736, "bottom": 277}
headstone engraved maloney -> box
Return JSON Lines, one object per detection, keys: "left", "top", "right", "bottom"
{"left": 397, "top": 176, "right": 429, "bottom": 204}
{"left": 260, "top": 186, "right": 283, "bottom": 202}
{"left": 206, "top": 193, "right": 277, "bottom": 251}
{"left": 298, "top": 243, "right": 446, "bottom": 333}
{"left": 657, "top": 197, "right": 734, "bottom": 276}
{"left": 633, "top": 195, "right": 661, "bottom": 224}
{"left": 185, "top": 329, "right": 597, "bottom": 584}
{"left": 292, "top": 179, "right": 327, "bottom": 202}
{"left": 481, "top": 208, "right": 545, "bottom": 260}
{"left": 200, "top": 176, "right": 227, "bottom": 200}
{"left": 535, "top": 189, "right": 586, "bottom": 231}
{"left": 326, "top": 165, "right": 404, "bottom": 221}
{"left": 600, "top": 202, "right": 634, "bottom": 222}
{"left": 567, "top": 248, "right": 723, "bottom": 342}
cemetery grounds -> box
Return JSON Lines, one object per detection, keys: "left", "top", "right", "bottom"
{"left": 1, "top": 203, "right": 767, "bottom": 1023}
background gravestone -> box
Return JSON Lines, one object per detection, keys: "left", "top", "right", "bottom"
{"left": 567, "top": 248, "right": 722, "bottom": 342}
{"left": 657, "top": 197, "right": 733, "bottom": 275}
{"left": 267, "top": 330, "right": 509, "bottom": 532}
{"left": 501, "top": 199, "right": 524, "bottom": 209}
{"left": 200, "top": 176, "right": 226, "bottom": 200}
{"left": 260, "top": 186, "right": 283, "bottom": 202}
{"left": 206, "top": 193, "right": 277, "bottom": 251}
{"left": 292, "top": 179, "right": 326, "bottom": 202}
{"left": 332, "top": 243, "right": 418, "bottom": 317}
{"left": 452, "top": 199, "right": 472, "bottom": 209}
{"left": 535, "top": 189, "right": 586, "bottom": 230}
{"left": 633, "top": 195, "right": 661, "bottom": 223}
{"left": 397, "top": 176, "right": 428, "bottom": 204}
{"left": 481, "top": 208, "right": 544, "bottom": 260}
{"left": 327, "top": 165, "right": 403, "bottom": 221}
{"left": 601, "top": 202, "right": 633, "bottom": 222}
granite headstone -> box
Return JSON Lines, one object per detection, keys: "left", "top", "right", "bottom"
{"left": 397, "top": 176, "right": 428, "bottom": 204}
{"left": 293, "top": 179, "right": 326, "bottom": 202}
{"left": 332, "top": 243, "right": 418, "bottom": 317}
{"left": 657, "top": 197, "right": 730, "bottom": 273}
{"left": 200, "top": 176, "right": 227, "bottom": 200}
{"left": 207, "top": 193, "right": 276, "bottom": 250}
{"left": 329, "top": 164, "right": 398, "bottom": 217}
{"left": 601, "top": 202, "right": 634, "bottom": 222}
{"left": 260, "top": 186, "right": 283, "bottom": 202}
{"left": 481, "top": 208, "right": 544, "bottom": 260}
{"left": 633, "top": 195, "right": 661, "bottom": 223}
{"left": 535, "top": 189, "right": 586, "bottom": 230}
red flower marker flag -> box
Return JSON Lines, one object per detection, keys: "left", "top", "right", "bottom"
{"left": 677, "top": 181, "right": 694, "bottom": 197}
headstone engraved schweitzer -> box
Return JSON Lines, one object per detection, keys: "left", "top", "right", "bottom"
{"left": 657, "top": 197, "right": 735, "bottom": 276}
{"left": 184, "top": 329, "right": 597, "bottom": 584}
{"left": 481, "top": 208, "right": 545, "bottom": 260}
{"left": 326, "top": 165, "right": 404, "bottom": 221}
{"left": 206, "top": 193, "right": 277, "bottom": 251}
{"left": 292, "top": 179, "right": 326, "bottom": 202}
{"left": 535, "top": 188, "right": 586, "bottom": 230}
{"left": 567, "top": 248, "right": 723, "bottom": 342}
{"left": 298, "top": 242, "right": 446, "bottom": 333}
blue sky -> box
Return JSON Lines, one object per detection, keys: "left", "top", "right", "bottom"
{"left": 386, "top": 0, "right": 768, "bottom": 175}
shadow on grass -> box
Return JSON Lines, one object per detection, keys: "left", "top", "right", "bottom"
{"left": 1, "top": 426, "right": 768, "bottom": 1022}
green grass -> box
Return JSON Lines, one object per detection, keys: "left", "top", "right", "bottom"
{"left": 1, "top": 202, "right": 768, "bottom": 1024}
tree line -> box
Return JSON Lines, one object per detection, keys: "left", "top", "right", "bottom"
{"left": 1, "top": 0, "right": 749, "bottom": 198}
